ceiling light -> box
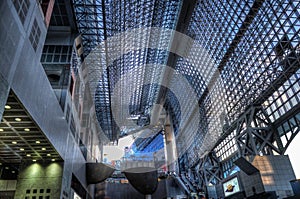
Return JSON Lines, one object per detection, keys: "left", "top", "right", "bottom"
{"left": 15, "top": 118, "right": 22, "bottom": 122}
{"left": 51, "top": 159, "right": 55, "bottom": 162}
{"left": 12, "top": 171, "right": 15, "bottom": 173}
{"left": 26, "top": 154, "right": 31, "bottom": 157}
{"left": 47, "top": 154, "right": 51, "bottom": 156}
{"left": 32, "top": 159, "right": 37, "bottom": 162}
{"left": 35, "top": 140, "right": 40, "bottom": 144}
{"left": 20, "top": 148, "right": 24, "bottom": 151}
{"left": 0, "top": 163, "right": 2, "bottom": 165}
{"left": 42, "top": 147, "right": 46, "bottom": 150}
{"left": 12, "top": 141, "right": 17, "bottom": 144}
{"left": 0, "top": 128, "right": 3, "bottom": 132}
{"left": 5, "top": 105, "right": 11, "bottom": 109}
{"left": 5, "top": 167, "right": 9, "bottom": 169}
{"left": 24, "top": 128, "right": 30, "bottom": 132}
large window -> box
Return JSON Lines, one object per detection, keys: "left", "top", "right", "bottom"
{"left": 41, "top": 45, "right": 72, "bottom": 63}
{"left": 13, "top": 0, "right": 30, "bottom": 24}
{"left": 29, "top": 19, "right": 41, "bottom": 51}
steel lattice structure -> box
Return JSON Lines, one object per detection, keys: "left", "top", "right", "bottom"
{"left": 72, "top": 0, "right": 183, "bottom": 141}
{"left": 71, "top": 0, "right": 300, "bottom": 187}
{"left": 189, "top": 0, "right": 300, "bottom": 190}
{"left": 177, "top": 0, "right": 300, "bottom": 165}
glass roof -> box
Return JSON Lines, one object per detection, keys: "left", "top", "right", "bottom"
{"left": 72, "top": 0, "right": 185, "bottom": 143}
{"left": 72, "top": 0, "right": 300, "bottom": 163}
{"left": 73, "top": 0, "right": 181, "bottom": 57}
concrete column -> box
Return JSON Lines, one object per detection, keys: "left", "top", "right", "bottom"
{"left": 163, "top": 115, "right": 178, "bottom": 172}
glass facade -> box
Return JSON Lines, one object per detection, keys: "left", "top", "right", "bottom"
{"left": 185, "top": 0, "right": 300, "bottom": 170}
{"left": 71, "top": 0, "right": 300, "bottom": 178}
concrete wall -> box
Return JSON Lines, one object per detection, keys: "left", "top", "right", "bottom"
{"left": 239, "top": 170, "right": 265, "bottom": 197}
{"left": 0, "top": 0, "right": 88, "bottom": 198}
{"left": 252, "top": 155, "right": 295, "bottom": 198}
{"left": 0, "top": 180, "right": 17, "bottom": 192}
{"left": 216, "top": 155, "right": 295, "bottom": 199}
{"left": 14, "top": 162, "right": 63, "bottom": 199}
{"left": 0, "top": 74, "right": 10, "bottom": 120}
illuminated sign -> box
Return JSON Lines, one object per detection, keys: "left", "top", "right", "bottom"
{"left": 223, "top": 177, "right": 240, "bottom": 197}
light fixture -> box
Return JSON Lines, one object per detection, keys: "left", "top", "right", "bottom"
{"left": 0, "top": 128, "right": 3, "bottom": 132}
{"left": 15, "top": 118, "right": 22, "bottom": 122}
{"left": 12, "top": 141, "right": 17, "bottom": 144}
{"left": 32, "top": 159, "right": 37, "bottom": 162}
{"left": 51, "top": 159, "right": 55, "bottom": 162}
{"left": 24, "top": 128, "right": 30, "bottom": 132}
{"left": 47, "top": 154, "right": 51, "bottom": 156}
{"left": 26, "top": 154, "right": 31, "bottom": 157}
{"left": 42, "top": 147, "right": 46, "bottom": 150}
{"left": 12, "top": 171, "right": 15, "bottom": 173}
{"left": 4, "top": 105, "right": 11, "bottom": 109}
{"left": 20, "top": 148, "right": 24, "bottom": 151}
{"left": 5, "top": 167, "right": 9, "bottom": 169}
{"left": 35, "top": 140, "right": 40, "bottom": 144}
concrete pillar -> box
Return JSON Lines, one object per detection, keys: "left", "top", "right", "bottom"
{"left": 163, "top": 115, "right": 178, "bottom": 172}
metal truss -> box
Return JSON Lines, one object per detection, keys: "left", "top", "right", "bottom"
{"left": 71, "top": 0, "right": 300, "bottom": 171}
{"left": 235, "top": 106, "right": 284, "bottom": 160}
{"left": 181, "top": 0, "right": 263, "bottom": 167}
{"left": 72, "top": 0, "right": 105, "bottom": 57}
{"left": 197, "top": 152, "right": 222, "bottom": 191}
{"left": 274, "top": 103, "right": 300, "bottom": 154}
{"left": 186, "top": 0, "right": 300, "bottom": 169}
{"left": 72, "top": 0, "right": 184, "bottom": 141}
{"left": 197, "top": 104, "right": 300, "bottom": 189}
